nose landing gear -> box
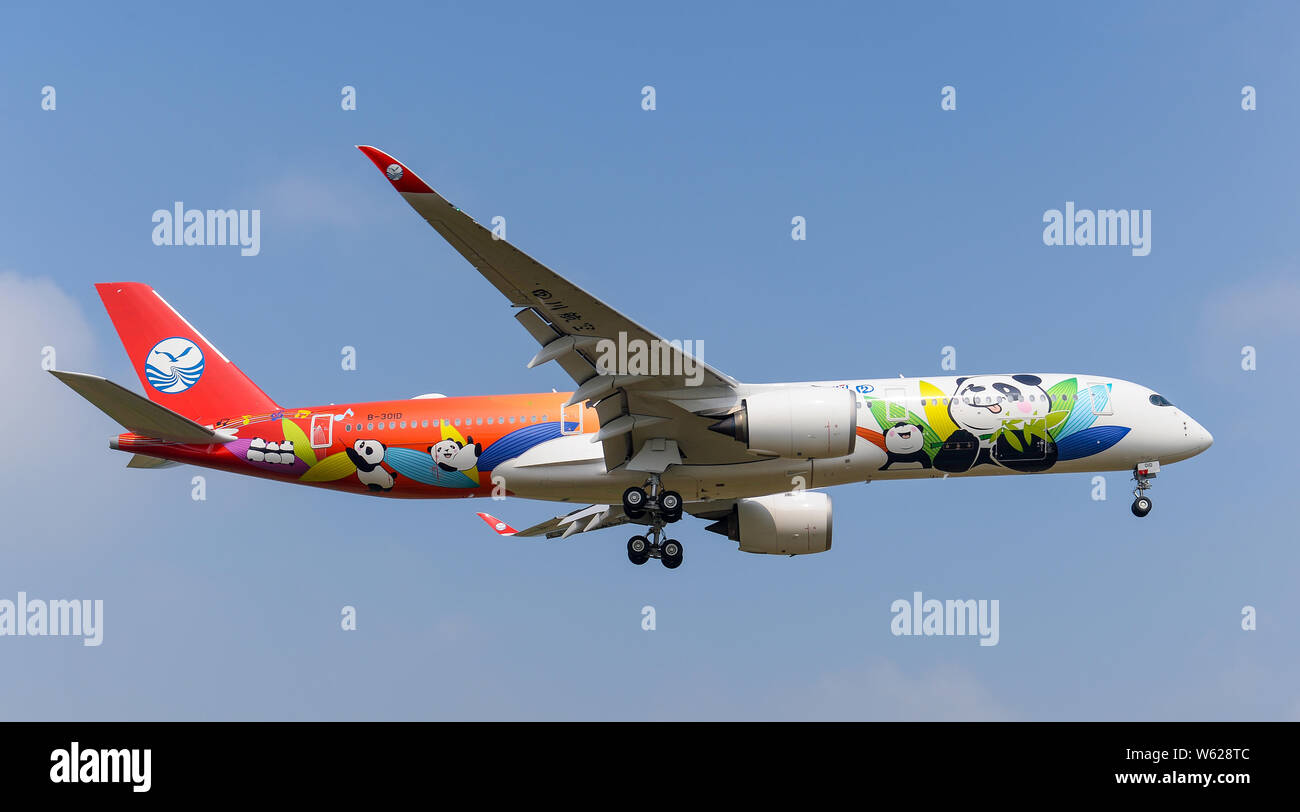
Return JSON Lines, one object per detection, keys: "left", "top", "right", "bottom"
{"left": 1131, "top": 461, "right": 1158, "bottom": 517}
{"left": 623, "top": 475, "right": 685, "bottom": 569}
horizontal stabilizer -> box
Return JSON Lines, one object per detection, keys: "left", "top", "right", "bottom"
{"left": 49, "top": 370, "right": 234, "bottom": 444}
{"left": 127, "top": 454, "right": 181, "bottom": 469}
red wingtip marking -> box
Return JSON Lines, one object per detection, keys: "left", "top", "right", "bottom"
{"left": 475, "top": 512, "right": 518, "bottom": 536}
{"left": 356, "top": 145, "right": 434, "bottom": 194}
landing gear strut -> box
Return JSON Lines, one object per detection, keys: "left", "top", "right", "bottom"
{"left": 624, "top": 475, "right": 685, "bottom": 569}
{"left": 1131, "top": 460, "right": 1158, "bottom": 518}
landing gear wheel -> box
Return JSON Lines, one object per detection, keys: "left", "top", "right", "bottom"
{"left": 627, "top": 536, "right": 650, "bottom": 565}
{"left": 1130, "top": 462, "right": 1157, "bottom": 519}
{"left": 660, "top": 539, "right": 683, "bottom": 569}
{"left": 659, "top": 490, "right": 683, "bottom": 522}
{"left": 622, "top": 487, "right": 648, "bottom": 519}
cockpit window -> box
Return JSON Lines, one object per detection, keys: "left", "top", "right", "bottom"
{"left": 1149, "top": 394, "right": 1174, "bottom": 407}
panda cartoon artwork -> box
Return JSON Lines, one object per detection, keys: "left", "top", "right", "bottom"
{"left": 933, "top": 374, "right": 1059, "bottom": 474}
{"left": 429, "top": 436, "right": 481, "bottom": 472}
{"left": 346, "top": 439, "right": 397, "bottom": 491}
{"left": 881, "top": 422, "right": 932, "bottom": 470}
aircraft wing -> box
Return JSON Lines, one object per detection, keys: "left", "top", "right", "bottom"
{"left": 476, "top": 504, "right": 630, "bottom": 540}
{"left": 360, "top": 146, "right": 753, "bottom": 471}
{"left": 476, "top": 499, "right": 736, "bottom": 541}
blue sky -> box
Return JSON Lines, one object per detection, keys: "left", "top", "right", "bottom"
{"left": 1, "top": 1, "right": 1297, "bottom": 719}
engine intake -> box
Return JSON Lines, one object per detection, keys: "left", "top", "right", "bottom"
{"left": 709, "top": 387, "right": 857, "bottom": 459}
{"left": 705, "top": 491, "right": 833, "bottom": 555}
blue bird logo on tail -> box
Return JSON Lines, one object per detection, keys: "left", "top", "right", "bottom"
{"left": 144, "top": 337, "right": 205, "bottom": 393}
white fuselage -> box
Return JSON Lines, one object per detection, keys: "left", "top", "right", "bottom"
{"left": 495, "top": 374, "right": 1213, "bottom": 505}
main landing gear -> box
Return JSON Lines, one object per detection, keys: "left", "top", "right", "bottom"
{"left": 623, "top": 477, "right": 685, "bottom": 569}
{"left": 1131, "top": 460, "right": 1158, "bottom": 518}
{"left": 626, "top": 530, "right": 683, "bottom": 569}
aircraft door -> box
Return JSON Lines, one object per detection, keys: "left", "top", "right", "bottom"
{"left": 885, "top": 387, "right": 908, "bottom": 422}
{"left": 310, "top": 413, "right": 334, "bottom": 448}
{"left": 560, "top": 399, "right": 584, "bottom": 435}
{"left": 1086, "top": 381, "right": 1114, "bottom": 416}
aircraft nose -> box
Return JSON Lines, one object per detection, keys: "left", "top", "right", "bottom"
{"left": 1188, "top": 417, "right": 1213, "bottom": 454}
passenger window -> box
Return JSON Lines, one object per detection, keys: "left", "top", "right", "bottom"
{"left": 400, "top": 421, "right": 407, "bottom": 429}
{"left": 367, "top": 422, "right": 374, "bottom": 430}
{"left": 476, "top": 418, "right": 483, "bottom": 425}
{"left": 487, "top": 417, "right": 494, "bottom": 425}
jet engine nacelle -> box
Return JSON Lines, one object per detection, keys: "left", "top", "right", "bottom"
{"left": 708, "top": 387, "right": 857, "bottom": 459}
{"left": 705, "top": 491, "right": 833, "bottom": 555}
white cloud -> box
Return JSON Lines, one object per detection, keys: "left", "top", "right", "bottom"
{"left": 0, "top": 271, "right": 98, "bottom": 459}
{"left": 1201, "top": 276, "right": 1300, "bottom": 336}
{"left": 0, "top": 272, "right": 140, "bottom": 543}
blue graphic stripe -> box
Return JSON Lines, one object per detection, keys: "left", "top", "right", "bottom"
{"left": 383, "top": 446, "right": 477, "bottom": 488}
{"left": 476, "top": 422, "right": 574, "bottom": 472}
{"left": 1055, "top": 425, "right": 1130, "bottom": 461}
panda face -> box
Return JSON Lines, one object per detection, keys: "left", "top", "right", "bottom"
{"left": 430, "top": 439, "right": 463, "bottom": 465}
{"left": 949, "top": 374, "right": 1050, "bottom": 434}
{"left": 352, "top": 439, "right": 386, "bottom": 465}
{"left": 885, "top": 422, "right": 924, "bottom": 454}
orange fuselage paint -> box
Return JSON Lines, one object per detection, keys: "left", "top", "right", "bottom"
{"left": 116, "top": 393, "right": 598, "bottom": 499}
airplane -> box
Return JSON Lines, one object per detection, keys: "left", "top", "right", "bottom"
{"left": 51, "top": 145, "right": 1214, "bottom": 570}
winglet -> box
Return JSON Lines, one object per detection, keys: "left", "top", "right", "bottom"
{"left": 475, "top": 512, "right": 518, "bottom": 537}
{"left": 356, "top": 145, "right": 435, "bottom": 194}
